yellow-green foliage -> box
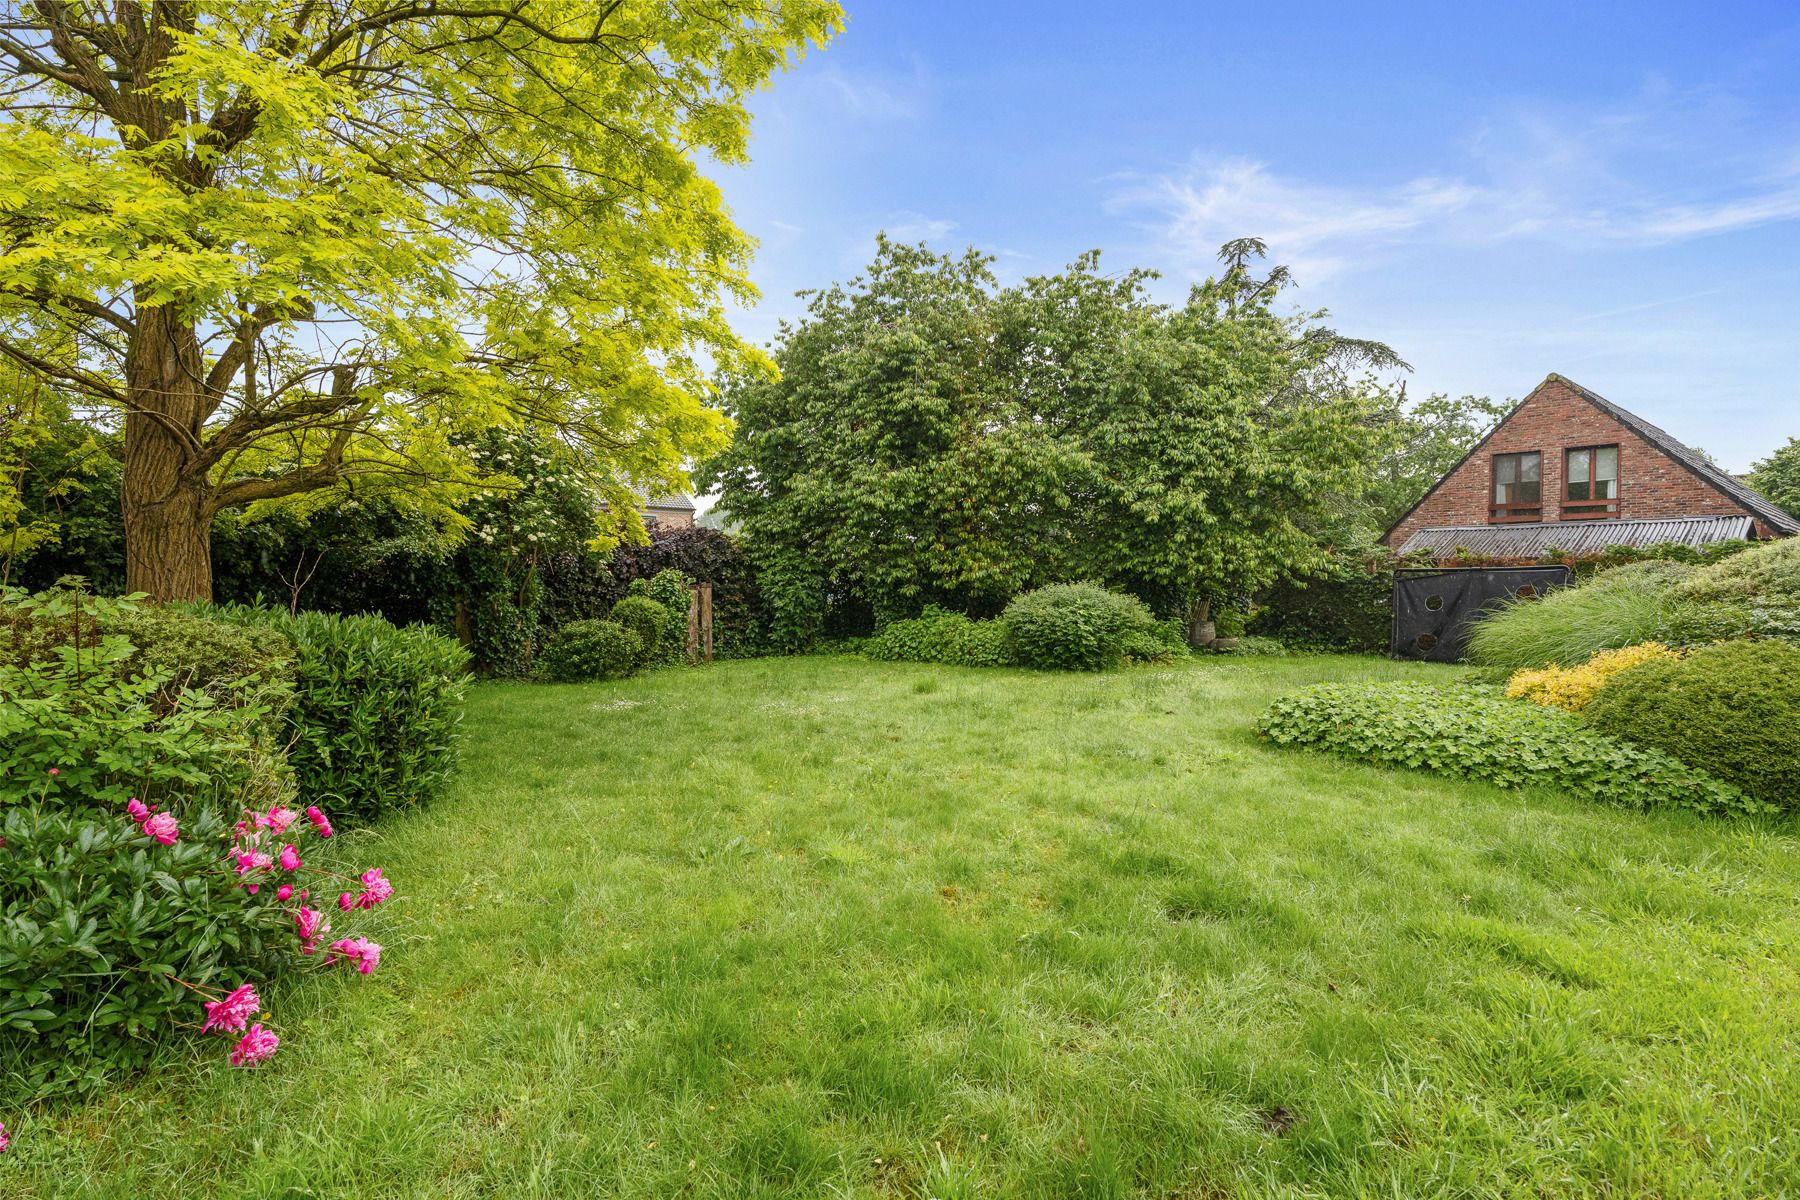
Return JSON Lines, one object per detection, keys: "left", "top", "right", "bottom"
{"left": 1506, "top": 642, "right": 1682, "bottom": 712}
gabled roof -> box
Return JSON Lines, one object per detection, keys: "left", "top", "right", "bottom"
{"left": 1398, "top": 515, "right": 1755, "bottom": 558}
{"left": 1381, "top": 373, "right": 1799, "bottom": 541}
{"left": 642, "top": 494, "right": 696, "bottom": 512}
{"left": 1549, "top": 374, "right": 1797, "bottom": 535}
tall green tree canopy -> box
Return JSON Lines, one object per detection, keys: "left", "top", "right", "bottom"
{"left": 703, "top": 237, "right": 1401, "bottom": 647}
{"left": 0, "top": 0, "right": 840, "bottom": 599}
{"left": 1750, "top": 436, "right": 1800, "bottom": 521}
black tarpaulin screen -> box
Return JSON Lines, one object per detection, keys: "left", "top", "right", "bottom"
{"left": 1391, "top": 566, "right": 1573, "bottom": 662}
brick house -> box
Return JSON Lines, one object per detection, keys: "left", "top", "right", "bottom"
{"left": 642, "top": 494, "right": 696, "bottom": 531}
{"left": 1384, "top": 373, "right": 1797, "bottom": 559}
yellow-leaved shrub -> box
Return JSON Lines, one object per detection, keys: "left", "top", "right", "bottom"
{"left": 1505, "top": 642, "right": 1683, "bottom": 712}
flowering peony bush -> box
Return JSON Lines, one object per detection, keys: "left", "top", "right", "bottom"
{"left": 0, "top": 787, "right": 392, "bottom": 1098}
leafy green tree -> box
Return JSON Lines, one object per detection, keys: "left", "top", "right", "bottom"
{"left": 705, "top": 237, "right": 1397, "bottom": 646}
{"left": 1750, "top": 437, "right": 1800, "bottom": 520}
{"left": 705, "top": 240, "right": 1089, "bottom": 647}
{"left": 0, "top": 0, "right": 840, "bottom": 600}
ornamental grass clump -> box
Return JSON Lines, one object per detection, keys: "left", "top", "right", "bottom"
{"left": 1466, "top": 561, "right": 1691, "bottom": 669}
{"left": 1505, "top": 642, "right": 1682, "bottom": 712}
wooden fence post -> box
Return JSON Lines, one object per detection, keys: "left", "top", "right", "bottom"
{"left": 699, "top": 582, "right": 713, "bottom": 662}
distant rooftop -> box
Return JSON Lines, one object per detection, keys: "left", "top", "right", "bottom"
{"left": 1398, "top": 515, "right": 1756, "bottom": 559}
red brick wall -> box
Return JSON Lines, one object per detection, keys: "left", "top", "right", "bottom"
{"left": 1385, "top": 376, "right": 1769, "bottom": 548}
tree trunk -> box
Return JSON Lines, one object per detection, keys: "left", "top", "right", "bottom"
{"left": 1187, "top": 597, "right": 1214, "bottom": 648}
{"left": 122, "top": 306, "right": 215, "bottom": 602}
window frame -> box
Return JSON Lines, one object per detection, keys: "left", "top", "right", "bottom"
{"left": 1489, "top": 450, "right": 1543, "bottom": 523}
{"left": 1562, "top": 443, "right": 1621, "bottom": 519}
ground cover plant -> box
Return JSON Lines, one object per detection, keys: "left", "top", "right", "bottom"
{"left": 11, "top": 655, "right": 1800, "bottom": 1196}
{"left": 1259, "top": 681, "right": 1758, "bottom": 816}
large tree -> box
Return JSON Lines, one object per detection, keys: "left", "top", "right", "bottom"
{"left": 0, "top": 0, "right": 839, "bottom": 599}
{"left": 705, "top": 238, "right": 1398, "bottom": 646}
{"left": 1750, "top": 436, "right": 1800, "bottom": 521}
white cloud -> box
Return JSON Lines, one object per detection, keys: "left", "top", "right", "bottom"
{"left": 1111, "top": 86, "right": 1800, "bottom": 282}
{"left": 882, "top": 213, "right": 958, "bottom": 243}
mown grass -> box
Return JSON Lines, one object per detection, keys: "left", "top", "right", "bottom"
{"left": 12, "top": 654, "right": 1800, "bottom": 1198}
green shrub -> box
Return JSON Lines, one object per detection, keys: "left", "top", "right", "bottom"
{"left": 1585, "top": 640, "right": 1800, "bottom": 809}
{"left": 1257, "top": 682, "right": 1759, "bottom": 816}
{"left": 1001, "top": 583, "right": 1155, "bottom": 671}
{"left": 0, "top": 803, "right": 297, "bottom": 1097}
{"left": 1119, "top": 624, "right": 1191, "bottom": 664}
{"left": 644, "top": 568, "right": 695, "bottom": 661}
{"left": 1466, "top": 561, "right": 1692, "bottom": 669}
{"left": 1219, "top": 635, "right": 1290, "bottom": 657}
{"left": 1672, "top": 537, "right": 1800, "bottom": 606}
{"left": 0, "top": 636, "right": 283, "bottom": 818}
{"left": 544, "top": 619, "right": 641, "bottom": 682}
{"left": 610, "top": 595, "right": 672, "bottom": 668}
{"left": 1664, "top": 539, "right": 1800, "bottom": 644}
{"left": 864, "top": 607, "right": 1010, "bottom": 667}
{"left": 212, "top": 607, "right": 470, "bottom": 826}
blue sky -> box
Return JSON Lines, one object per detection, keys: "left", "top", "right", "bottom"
{"left": 715, "top": 1, "right": 1800, "bottom": 472}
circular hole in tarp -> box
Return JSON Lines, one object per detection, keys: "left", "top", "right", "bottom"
{"left": 1516, "top": 585, "right": 1539, "bottom": 599}
{"left": 1424, "top": 594, "right": 1444, "bottom": 611}
{"left": 1416, "top": 633, "right": 1438, "bottom": 650}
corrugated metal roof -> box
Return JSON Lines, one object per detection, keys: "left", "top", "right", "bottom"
{"left": 1398, "top": 515, "right": 1756, "bottom": 558}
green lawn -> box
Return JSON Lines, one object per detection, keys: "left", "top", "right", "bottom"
{"left": 16, "top": 654, "right": 1800, "bottom": 1198}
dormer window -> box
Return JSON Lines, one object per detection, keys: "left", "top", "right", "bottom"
{"left": 1564, "top": 445, "right": 1619, "bottom": 517}
{"left": 1491, "top": 451, "right": 1541, "bottom": 522}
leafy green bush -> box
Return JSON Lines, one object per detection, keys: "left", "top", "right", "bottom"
{"left": 633, "top": 568, "right": 695, "bottom": 664}
{"left": 1000, "top": 583, "right": 1156, "bottom": 672}
{"left": 864, "top": 607, "right": 1011, "bottom": 667}
{"left": 544, "top": 619, "right": 641, "bottom": 682}
{"left": 1119, "top": 620, "right": 1192, "bottom": 664}
{"left": 212, "top": 607, "right": 470, "bottom": 826}
{"left": 1258, "top": 682, "right": 1758, "bottom": 816}
{"left": 0, "top": 803, "right": 293, "bottom": 1096}
{"left": 1585, "top": 640, "right": 1800, "bottom": 809}
{"left": 1, "top": 588, "right": 289, "bottom": 818}
{"left": 1466, "top": 561, "right": 1693, "bottom": 669}
{"left": 1664, "top": 538, "right": 1800, "bottom": 644}
{"left": 610, "top": 595, "right": 672, "bottom": 668}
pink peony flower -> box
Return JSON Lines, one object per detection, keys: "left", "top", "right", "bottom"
{"left": 276, "top": 884, "right": 293, "bottom": 902}
{"left": 234, "top": 850, "right": 273, "bottom": 876}
{"left": 127, "top": 797, "right": 149, "bottom": 823}
{"left": 304, "top": 805, "right": 333, "bottom": 838}
{"left": 257, "top": 806, "right": 298, "bottom": 834}
{"left": 294, "top": 906, "right": 327, "bottom": 942}
{"left": 142, "top": 812, "right": 179, "bottom": 845}
{"left": 328, "top": 937, "right": 382, "bottom": 974}
{"left": 360, "top": 868, "right": 394, "bottom": 907}
{"left": 229, "top": 1023, "right": 279, "bottom": 1067}
{"left": 278, "top": 844, "right": 301, "bottom": 871}
{"left": 47, "top": 767, "right": 59, "bottom": 777}
{"left": 200, "top": 983, "right": 261, "bottom": 1034}
{"left": 0, "top": 1119, "right": 8, "bottom": 1152}
{"left": 338, "top": 891, "right": 354, "bottom": 912}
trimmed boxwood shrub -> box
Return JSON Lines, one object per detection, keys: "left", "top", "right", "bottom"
{"left": 1258, "top": 682, "right": 1759, "bottom": 816}
{"left": 1001, "top": 583, "right": 1155, "bottom": 671}
{"left": 212, "top": 607, "right": 470, "bottom": 826}
{"left": 1666, "top": 538, "right": 1800, "bottom": 644}
{"left": 610, "top": 595, "right": 672, "bottom": 668}
{"left": 544, "top": 619, "right": 641, "bottom": 682}
{"left": 1585, "top": 640, "right": 1800, "bottom": 809}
